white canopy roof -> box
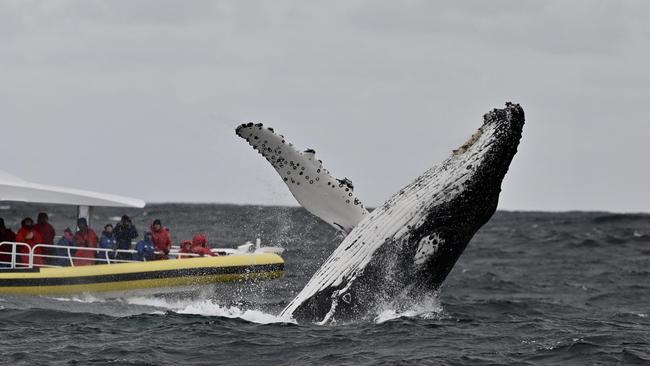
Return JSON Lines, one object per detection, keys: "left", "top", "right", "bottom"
{"left": 0, "top": 170, "right": 145, "bottom": 208}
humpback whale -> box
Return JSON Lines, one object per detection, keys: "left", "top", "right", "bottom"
{"left": 237, "top": 103, "right": 525, "bottom": 323}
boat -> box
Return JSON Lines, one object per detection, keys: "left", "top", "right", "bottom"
{"left": 0, "top": 170, "right": 285, "bottom": 297}
{"left": 0, "top": 243, "right": 284, "bottom": 297}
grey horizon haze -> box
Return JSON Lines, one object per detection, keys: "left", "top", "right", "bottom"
{"left": 1, "top": 1, "right": 648, "bottom": 212}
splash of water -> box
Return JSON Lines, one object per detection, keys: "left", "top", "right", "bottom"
{"left": 374, "top": 293, "right": 444, "bottom": 324}
{"left": 123, "top": 296, "right": 293, "bottom": 324}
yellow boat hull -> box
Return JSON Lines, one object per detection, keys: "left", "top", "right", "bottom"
{"left": 0, "top": 253, "right": 284, "bottom": 296}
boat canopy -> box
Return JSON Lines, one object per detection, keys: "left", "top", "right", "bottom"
{"left": 0, "top": 170, "right": 145, "bottom": 208}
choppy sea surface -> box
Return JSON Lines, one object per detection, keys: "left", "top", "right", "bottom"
{"left": 0, "top": 203, "right": 649, "bottom": 365}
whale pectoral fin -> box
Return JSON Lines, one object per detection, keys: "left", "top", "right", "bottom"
{"left": 236, "top": 123, "right": 369, "bottom": 233}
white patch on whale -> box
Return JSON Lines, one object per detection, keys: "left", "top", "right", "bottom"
{"left": 235, "top": 123, "right": 367, "bottom": 233}
{"left": 414, "top": 233, "right": 443, "bottom": 266}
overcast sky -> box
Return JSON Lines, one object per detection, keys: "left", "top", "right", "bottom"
{"left": 1, "top": 0, "right": 649, "bottom": 212}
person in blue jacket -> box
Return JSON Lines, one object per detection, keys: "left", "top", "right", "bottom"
{"left": 133, "top": 232, "right": 155, "bottom": 261}
{"left": 53, "top": 228, "right": 74, "bottom": 267}
{"left": 98, "top": 224, "right": 117, "bottom": 262}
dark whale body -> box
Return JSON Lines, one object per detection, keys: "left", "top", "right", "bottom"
{"left": 238, "top": 103, "right": 525, "bottom": 324}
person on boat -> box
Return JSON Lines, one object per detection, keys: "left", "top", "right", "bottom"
{"left": 34, "top": 212, "right": 56, "bottom": 265}
{"left": 53, "top": 228, "right": 74, "bottom": 267}
{"left": 98, "top": 224, "right": 117, "bottom": 263}
{"left": 34, "top": 212, "right": 55, "bottom": 244}
{"left": 179, "top": 234, "right": 216, "bottom": 258}
{"left": 15, "top": 217, "right": 44, "bottom": 266}
{"left": 150, "top": 219, "right": 171, "bottom": 260}
{"left": 114, "top": 215, "right": 138, "bottom": 260}
{"left": 133, "top": 232, "right": 155, "bottom": 261}
{"left": 0, "top": 218, "right": 16, "bottom": 267}
{"left": 73, "top": 218, "right": 98, "bottom": 266}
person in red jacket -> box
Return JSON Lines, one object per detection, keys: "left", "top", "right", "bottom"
{"left": 34, "top": 212, "right": 55, "bottom": 244}
{"left": 34, "top": 212, "right": 56, "bottom": 265}
{"left": 15, "top": 217, "right": 44, "bottom": 266}
{"left": 178, "top": 234, "right": 217, "bottom": 258}
{"left": 150, "top": 219, "right": 172, "bottom": 260}
{"left": 0, "top": 218, "right": 16, "bottom": 267}
{"left": 73, "top": 218, "right": 99, "bottom": 266}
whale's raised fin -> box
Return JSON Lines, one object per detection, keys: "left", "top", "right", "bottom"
{"left": 236, "top": 123, "right": 368, "bottom": 233}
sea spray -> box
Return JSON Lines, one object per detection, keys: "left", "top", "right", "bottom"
{"left": 123, "top": 296, "right": 293, "bottom": 325}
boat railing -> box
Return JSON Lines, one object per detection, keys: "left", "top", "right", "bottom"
{"left": 0, "top": 241, "right": 208, "bottom": 270}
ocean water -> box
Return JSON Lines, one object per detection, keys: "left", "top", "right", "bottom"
{"left": 0, "top": 203, "right": 649, "bottom": 365}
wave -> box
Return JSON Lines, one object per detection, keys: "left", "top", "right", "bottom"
{"left": 592, "top": 213, "right": 650, "bottom": 224}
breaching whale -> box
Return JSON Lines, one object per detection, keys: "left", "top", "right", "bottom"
{"left": 236, "top": 103, "right": 525, "bottom": 323}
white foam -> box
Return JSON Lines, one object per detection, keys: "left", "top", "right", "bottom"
{"left": 35, "top": 294, "right": 289, "bottom": 324}
{"left": 48, "top": 294, "right": 107, "bottom": 303}
{"left": 124, "top": 297, "right": 292, "bottom": 325}
{"left": 374, "top": 295, "right": 443, "bottom": 324}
